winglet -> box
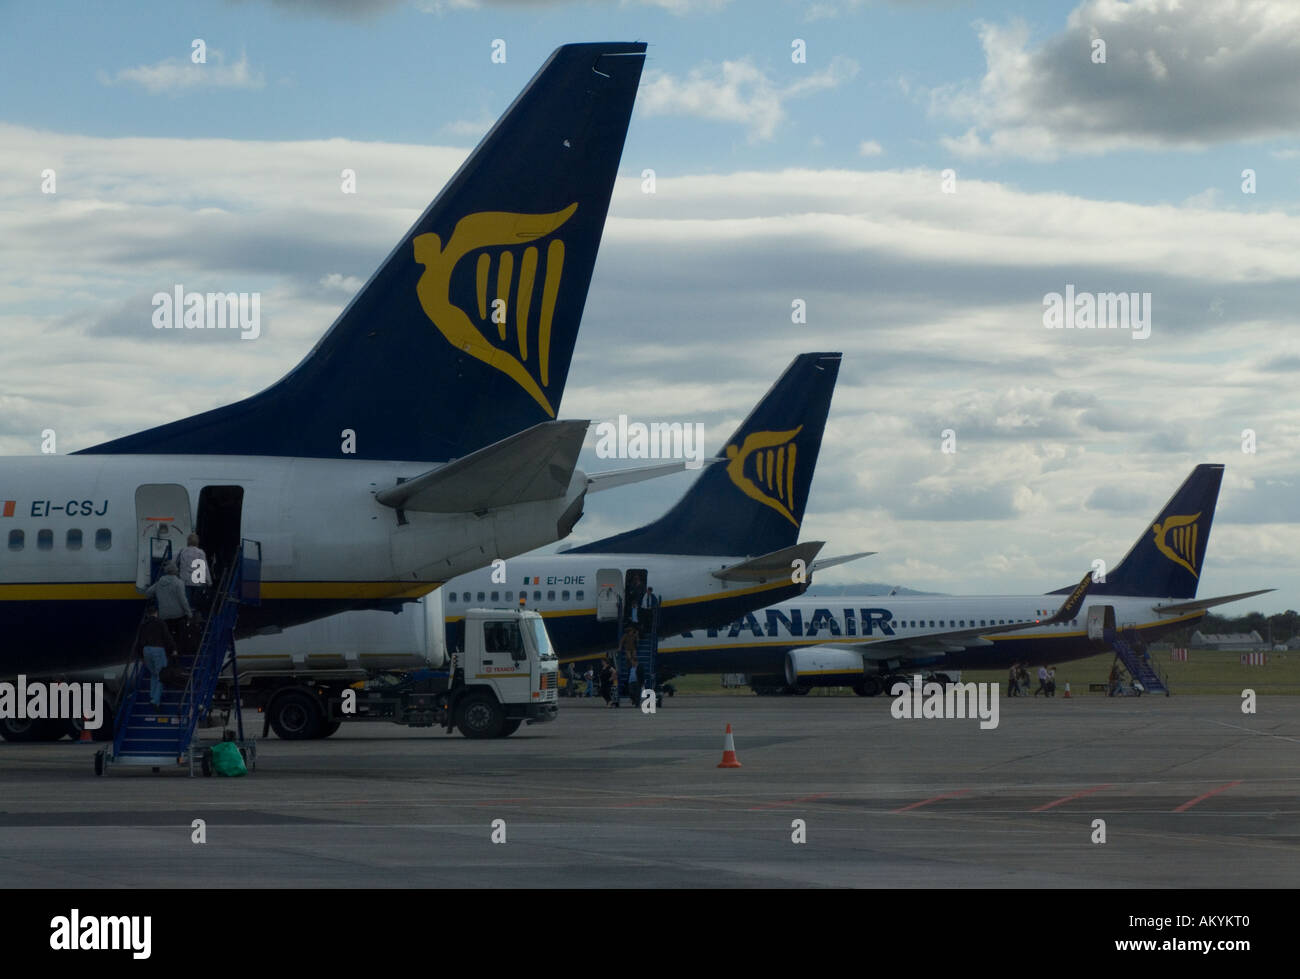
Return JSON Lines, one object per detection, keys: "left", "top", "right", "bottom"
{"left": 1045, "top": 571, "right": 1092, "bottom": 625}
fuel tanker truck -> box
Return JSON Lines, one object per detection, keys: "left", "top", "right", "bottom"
{"left": 215, "top": 589, "right": 559, "bottom": 740}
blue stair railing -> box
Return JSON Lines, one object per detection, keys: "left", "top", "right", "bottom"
{"left": 101, "top": 539, "right": 261, "bottom": 773}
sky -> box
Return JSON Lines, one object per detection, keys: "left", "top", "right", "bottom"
{"left": 1, "top": 0, "right": 1296, "bottom": 611}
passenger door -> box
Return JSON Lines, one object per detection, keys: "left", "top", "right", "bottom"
{"left": 134, "top": 484, "right": 194, "bottom": 589}
{"left": 595, "top": 568, "right": 622, "bottom": 622}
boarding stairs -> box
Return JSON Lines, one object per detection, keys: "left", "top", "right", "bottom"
{"left": 618, "top": 605, "right": 660, "bottom": 707}
{"left": 1104, "top": 626, "right": 1170, "bottom": 696}
{"left": 97, "top": 540, "right": 262, "bottom": 775}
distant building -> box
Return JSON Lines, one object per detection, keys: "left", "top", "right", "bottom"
{"left": 1190, "top": 631, "right": 1263, "bottom": 651}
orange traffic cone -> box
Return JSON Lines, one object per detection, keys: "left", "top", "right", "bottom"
{"left": 717, "top": 723, "right": 742, "bottom": 768}
{"left": 77, "top": 715, "right": 93, "bottom": 743}
{"left": 1063, "top": 682, "right": 1071, "bottom": 699}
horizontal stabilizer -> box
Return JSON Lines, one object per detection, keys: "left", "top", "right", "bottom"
{"left": 1152, "top": 588, "right": 1274, "bottom": 615}
{"left": 585, "top": 458, "right": 721, "bottom": 495}
{"left": 711, "top": 541, "right": 825, "bottom": 582}
{"left": 376, "top": 420, "right": 588, "bottom": 513}
{"left": 810, "top": 550, "right": 876, "bottom": 573}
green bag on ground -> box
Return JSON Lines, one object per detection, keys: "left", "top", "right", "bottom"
{"left": 210, "top": 741, "right": 247, "bottom": 777}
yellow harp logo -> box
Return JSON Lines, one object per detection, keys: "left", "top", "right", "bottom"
{"left": 725, "top": 426, "right": 804, "bottom": 527}
{"left": 413, "top": 203, "right": 578, "bottom": 416}
{"left": 1151, "top": 512, "right": 1201, "bottom": 577}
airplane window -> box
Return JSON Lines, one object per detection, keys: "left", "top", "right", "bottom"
{"left": 95, "top": 529, "right": 111, "bottom": 550}
{"left": 562, "top": 590, "right": 570, "bottom": 601}
{"left": 8, "top": 529, "right": 23, "bottom": 551}
{"left": 477, "top": 592, "right": 485, "bottom": 601}
{"left": 505, "top": 591, "right": 513, "bottom": 601}
{"left": 66, "top": 529, "right": 82, "bottom": 550}
{"left": 448, "top": 593, "right": 457, "bottom": 602}
{"left": 959, "top": 620, "right": 965, "bottom": 627}
{"left": 547, "top": 590, "right": 555, "bottom": 601}
{"left": 37, "top": 529, "right": 53, "bottom": 551}
{"left": 980, "top": 619, "right": 986, "bottom": 627}
{"left": 929, "top": 620, "right": 935, "bottom": 628}
{"left": 576, "top": 590, "right": 584, "bottom": 601}
{"left": 462, "top": 592, "right": 470, "bottom": 602}
{"left": 533, "top": 590, "right": 541, "bottom": 601}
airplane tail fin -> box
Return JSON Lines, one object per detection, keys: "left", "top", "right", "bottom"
{"left": 77, "top": 42, "right": 646, "bottom": 462}
{"left": 1052, "top": 464, "right": 1224, "bottom": 600}
{"left": 569, "top": 352, "right": 841, "bottom": 556}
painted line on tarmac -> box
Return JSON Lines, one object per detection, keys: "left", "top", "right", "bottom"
{"left": 891, "top": 789, "right": 971, "bottom": 813}
{"left": 1174, "top": 780, "right": 1243, "bottom": 812}
{"left": 1208, "top": 719, "right": 1300, "bottom": 744}
{"left": 1030, "top": 784, "right": 1112, "bottom": 812}
{"left": 748, "top": 792, "right": 832, "bottom": 811}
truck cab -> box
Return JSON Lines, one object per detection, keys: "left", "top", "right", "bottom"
{"left": 451, "top": 607, "right": 559, "bottom": 737}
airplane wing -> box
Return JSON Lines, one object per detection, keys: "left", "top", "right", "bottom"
{"left": 375, "top": 420, "right": 589, "bottom": 513}
{"left": 839, "top": 571, "right": 1094, "bottom": 663}
{"left": 711, "top": 541, "right": 825, "bottom": 582}
{"left": 810, "top": 551, "right": 876, "bottom": 573}
{"left": 1151, "top": 589, "right": 1275, "bottom": 615}
{"left": 584, "top": 458, "right": 721, "bottom": 495}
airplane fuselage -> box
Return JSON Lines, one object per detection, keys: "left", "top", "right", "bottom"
{"left": 655, "top": 593, "right": 1205, "bottom": 676}
{"left": 0, "top": 454, "right": 586, "bottom": 674}
{"left": 444, "top": 552, "right": 806, "bottom": 658}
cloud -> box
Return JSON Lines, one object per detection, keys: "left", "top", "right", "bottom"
{"left": 640, "top": 55, "right": 859, "bottom": 141}
{"left": 858, "top": 139, "right": 883, "bottom": 157}
{"left": 440, "top": 117, "right": 496, "bottom": 138}
{"left": 101, "top": 50, "right": 264, "bottom": 94}
{"left": 2, "top": 125, "right": 1296, "bottom": 605}
{"left": 320, "top": 273, "right": 364, "bottom": 293}
{"left": 933, "top": 0, "right": 1300, "bottom": 159}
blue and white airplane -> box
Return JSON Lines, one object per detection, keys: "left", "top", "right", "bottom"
{"left": 653, "top": 463, "right": 1271, "bottom": 693}
{"left": 0, "top": 42, "right": 659, "bottom": 678}
{"left": 443, "top": 352, "right": 871, "bottom": 659}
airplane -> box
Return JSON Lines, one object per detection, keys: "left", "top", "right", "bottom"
{"left": 652, "top": 463, "right": 1272, "bottom": 694}
{"left": 0, "top": 42, "right": 654, "bottom": 678}
{"left": 442, "top": 352, "right": 872, "bottom": 659}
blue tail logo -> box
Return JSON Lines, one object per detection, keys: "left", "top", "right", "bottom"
{"left": 725, "top": 426, "right": 804, "bottom": 527}
{"left": 1152, "top": 512, "right": 1201, "bottom": 578}
{"left": 414, "top": 204, "right": 578, "bottom": 417}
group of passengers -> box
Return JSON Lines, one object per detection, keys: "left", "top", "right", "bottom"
{"left": 1006, "top": 662, "right": 1056, "bottom": 697}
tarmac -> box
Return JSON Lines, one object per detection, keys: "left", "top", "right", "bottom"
{"left": 1, "top": 694, "right": 1297, "bottom": 888}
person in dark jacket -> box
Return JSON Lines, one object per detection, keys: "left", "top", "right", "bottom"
{"left": 137, "top": 606, "right": 177, "bottom": 709}
{"left": 599, "top": 659, "right": 616, "bottom": 707}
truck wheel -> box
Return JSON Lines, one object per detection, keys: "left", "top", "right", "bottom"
{"left": 316, "top": 720, "right": 342, "bottom": 739}
{"left": 456, "top": 693, "right": 504, "bottom": 739}
{"left": 500, "top": 719, "right": 522, "bottom": 737}
{"left": 269, "top": 690, "right": 324, "bottom": 740}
